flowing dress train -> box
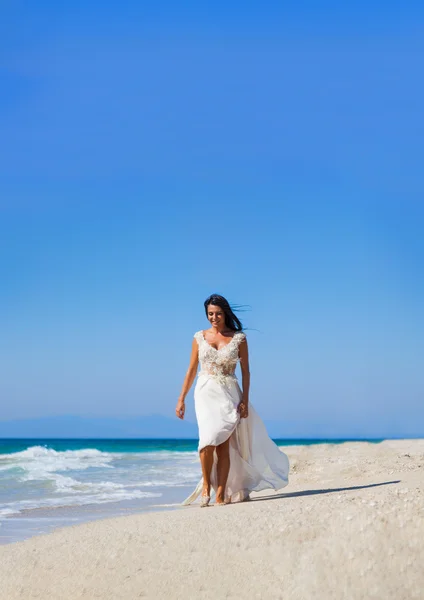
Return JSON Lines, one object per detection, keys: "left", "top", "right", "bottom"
{"left": 182, "top": 331, "right": 289, "bottom": 505}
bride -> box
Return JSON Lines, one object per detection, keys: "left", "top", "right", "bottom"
{"left": 175, "top": 294, "right": 289, "bottom": 507}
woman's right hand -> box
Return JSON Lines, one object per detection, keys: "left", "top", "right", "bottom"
{"left": 175, "top": 398, "right": 185, "bottom": 420}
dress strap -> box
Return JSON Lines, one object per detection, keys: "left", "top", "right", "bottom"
{"left": 233, "top": 331, "right": 246, "bottom": 345}
{"left": 194, "top": 330, "right": 203, "bottom": 344}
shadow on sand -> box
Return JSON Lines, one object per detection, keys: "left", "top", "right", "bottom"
{"left": 249, "top": 480, "right": 401, "bottom": 503}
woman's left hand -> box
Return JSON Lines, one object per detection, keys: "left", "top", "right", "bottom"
{"left": 237, "top": 401, "right": 249, "bottom": 419}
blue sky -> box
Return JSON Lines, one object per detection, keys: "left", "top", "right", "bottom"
{"left": 1, "top": 2, "right": 423, "bottom": 437}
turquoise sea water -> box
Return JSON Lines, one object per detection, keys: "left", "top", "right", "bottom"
{"left": 0, "top": 437, "right": 383, "bottom": 455}
{"left": 0, "top": 437, "right": 384, "bottom": 544}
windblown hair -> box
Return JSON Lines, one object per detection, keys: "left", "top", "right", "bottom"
{"left": 204, "top": 294, "right": 243, "bottom": 332}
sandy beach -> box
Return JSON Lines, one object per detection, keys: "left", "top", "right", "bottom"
{"left": 1, "top": 439, "right": 422, "bottom": 600}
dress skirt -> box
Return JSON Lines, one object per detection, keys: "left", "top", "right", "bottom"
{"left": 182, "top": 373, "right": 289, "bottom": 505}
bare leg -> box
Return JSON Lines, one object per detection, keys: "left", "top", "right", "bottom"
{"left": 199, "top": 445, "right": 215, "bottom": 497}
{"left": 216, "top": 438, "right": 230, "bottom": 503}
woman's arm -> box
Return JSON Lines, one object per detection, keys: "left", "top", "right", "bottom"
{"left": 238, "top": 336, "right": 250, "bottom": 418}
{"left": 175, "top": 338, "right": 199, "bottom": 420}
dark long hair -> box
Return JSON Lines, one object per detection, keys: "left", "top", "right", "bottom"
{"left": 204, "top": 294, "right": 244, "bottom": 332}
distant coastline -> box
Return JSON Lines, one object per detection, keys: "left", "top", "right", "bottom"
{"left": 0, "top": 415, "right": 420, "bottom": 440}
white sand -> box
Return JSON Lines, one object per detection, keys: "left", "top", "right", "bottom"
{"left": 1, "top": 440, "right": 423, "bottom": 599}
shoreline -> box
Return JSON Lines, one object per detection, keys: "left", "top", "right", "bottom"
{"left": 0, "top": 485, "right": 192, "bottom": 546}
{"left": 1, "top": 440, "right": 423, "bottom": 599}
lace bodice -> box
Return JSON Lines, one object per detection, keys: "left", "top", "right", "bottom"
{"left": 194, "top": 330, "right": 246, "bottom": 385}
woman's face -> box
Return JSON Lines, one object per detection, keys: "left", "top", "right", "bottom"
{"left": 207, "top": 304, "right": 225, "bottom": 328}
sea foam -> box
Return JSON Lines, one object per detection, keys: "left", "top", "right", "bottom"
{"left": 0, "top": 444, "right": 200, "bottom": 524}
{"left": 0, "top": 446, "right": 163, "bottom": 522}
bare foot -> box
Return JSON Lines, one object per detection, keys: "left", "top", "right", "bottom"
{"left": 215, "top": 494, "right": 231, "bottom": 505}
{"left": 200, "top": 485, "right": 211, "bottom": 507}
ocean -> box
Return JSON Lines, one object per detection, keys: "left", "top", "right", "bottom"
{"left": 0, "top": 438, "right": 383, "bottom": 544}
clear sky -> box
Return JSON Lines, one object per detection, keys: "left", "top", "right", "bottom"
{"left": 1, "top": 2, "right": 423, "bottom": 437}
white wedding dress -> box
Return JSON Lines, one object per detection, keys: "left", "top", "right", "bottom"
{"left": 182, "top": 330, "right": 289, "bottom": 505}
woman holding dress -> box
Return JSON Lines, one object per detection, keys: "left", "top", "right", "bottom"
{"left": 175, "top": 294, "right": 289, "bottom": 507}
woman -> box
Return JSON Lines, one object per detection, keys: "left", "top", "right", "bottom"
{"left": 175, "top": 294, "right": 289, "bottom": 507}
